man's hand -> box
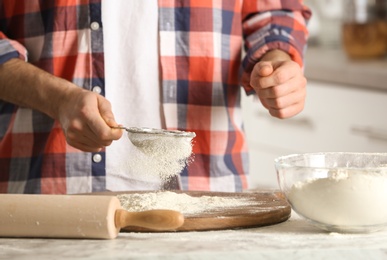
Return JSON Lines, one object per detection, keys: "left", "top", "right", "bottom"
{"left": 249, "top": 49, "right": 307, "bottom": 119}
{"left": 0, "top": 58, "right": 123, "bottom": 152}
{"left": 57, "top": 87, "right": 123, "bottom": 152}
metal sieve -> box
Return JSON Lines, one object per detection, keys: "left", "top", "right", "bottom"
{"left": 112, "top": 126, "right": 196, "bottom": 147}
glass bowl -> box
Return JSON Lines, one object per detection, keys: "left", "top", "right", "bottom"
{"left": 275, "top": 152, "right": 387, "bottom": 233}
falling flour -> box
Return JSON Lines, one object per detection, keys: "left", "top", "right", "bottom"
{"left": 288, "top": 170, "right": 387, "bottom": 227}
{"left": 117, "top": 191, "right": 253, "bottom": 216}
{"left": 121, "top": 133, "right": 194, "bottom": 184}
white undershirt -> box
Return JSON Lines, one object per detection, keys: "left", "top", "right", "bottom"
{"left": 102, "top": 1, "right": 162, "bottom": 190}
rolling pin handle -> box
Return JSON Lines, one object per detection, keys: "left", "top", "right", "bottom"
{"left": 115, "top": 209, "right": 184, "bottom": 231}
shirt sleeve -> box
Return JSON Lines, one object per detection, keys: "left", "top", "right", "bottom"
{"left": 240, "top": 0, "right": 312, "bottom": 94}
{"left": 0, "top": 31, "right": 28, "bottom": 64}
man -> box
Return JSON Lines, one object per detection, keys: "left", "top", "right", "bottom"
{"left": 0, "top": 1, "right": 311, "bottom": 194}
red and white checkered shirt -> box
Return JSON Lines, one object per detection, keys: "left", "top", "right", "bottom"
{"left": 0, "top": 0, "right": 311, "bottom": 194}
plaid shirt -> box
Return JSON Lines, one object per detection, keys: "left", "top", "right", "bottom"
{"left": 0, "top": 0, "right": 310, "bottom": 194}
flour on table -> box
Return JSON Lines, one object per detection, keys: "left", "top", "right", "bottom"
{"left": 288, "top": 170, "right": 387, "bottom": 227}
{"left": 117, "top": 191, "right": 253, "bottom": 216}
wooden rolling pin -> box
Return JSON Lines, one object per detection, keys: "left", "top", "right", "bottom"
{"left": 0, "top": 194, "right": 184, "bottom": 239}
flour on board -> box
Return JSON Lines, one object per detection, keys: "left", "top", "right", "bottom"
{"left": 117, "top": 191, "right": 254, "bottom": 216}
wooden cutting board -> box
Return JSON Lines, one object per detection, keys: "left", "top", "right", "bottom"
{"left": 91, "top": 190, "right": 291, "bottom": 232}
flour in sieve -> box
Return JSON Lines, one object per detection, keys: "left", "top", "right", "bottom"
{"left": 117, "top": 191, "right": 253, "bottom": 216}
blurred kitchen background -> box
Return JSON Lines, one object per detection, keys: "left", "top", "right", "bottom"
{"left": 243, "top": 0, "right": 387, "bottom": 189}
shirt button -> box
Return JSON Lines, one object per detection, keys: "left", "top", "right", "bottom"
{"left": 90, "top": 22, "right": 100, "bottom": 30}
{"left": 92, "top": 86, "right": 102, "bottom": 94}
{"left": 93, "top": 153, "right": 102, "bottom": 163}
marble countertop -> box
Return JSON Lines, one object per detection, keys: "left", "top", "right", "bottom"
{"left": 1, "top": 213, "right": 387, "bottom": 260}
{"left": 304, "top": 47, "right": 387, "bottom": 92}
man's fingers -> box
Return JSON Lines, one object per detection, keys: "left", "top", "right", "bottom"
{"left": 250, "top": 62, "right": 273, "bottom": 89}
{"left": 257, "top": 62, "right": 273, "bottom": 77}
{"left": 97, "top": 96, "right": 123, "bottom": 140}
{"left": 262, "top": 87, "right": 306, "bottom": 110}
{"left": 251, "top": 61, "right": 298, "bottom": 90}
{"left": 267, "top": 101, "right": 305, "bottom": 119}
{"left": 83, "top": 95, "right": 123, "bottom": 142}
{"left": 257, "top": 76, "right": 306, "bottom": 99}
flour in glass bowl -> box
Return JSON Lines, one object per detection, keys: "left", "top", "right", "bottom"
{"left": 288, "top": 169, "right": 387, "bottom": 228}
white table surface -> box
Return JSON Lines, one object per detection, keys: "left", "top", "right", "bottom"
{"left": 1, "top": 212, "right": 387, "bottom": 260}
